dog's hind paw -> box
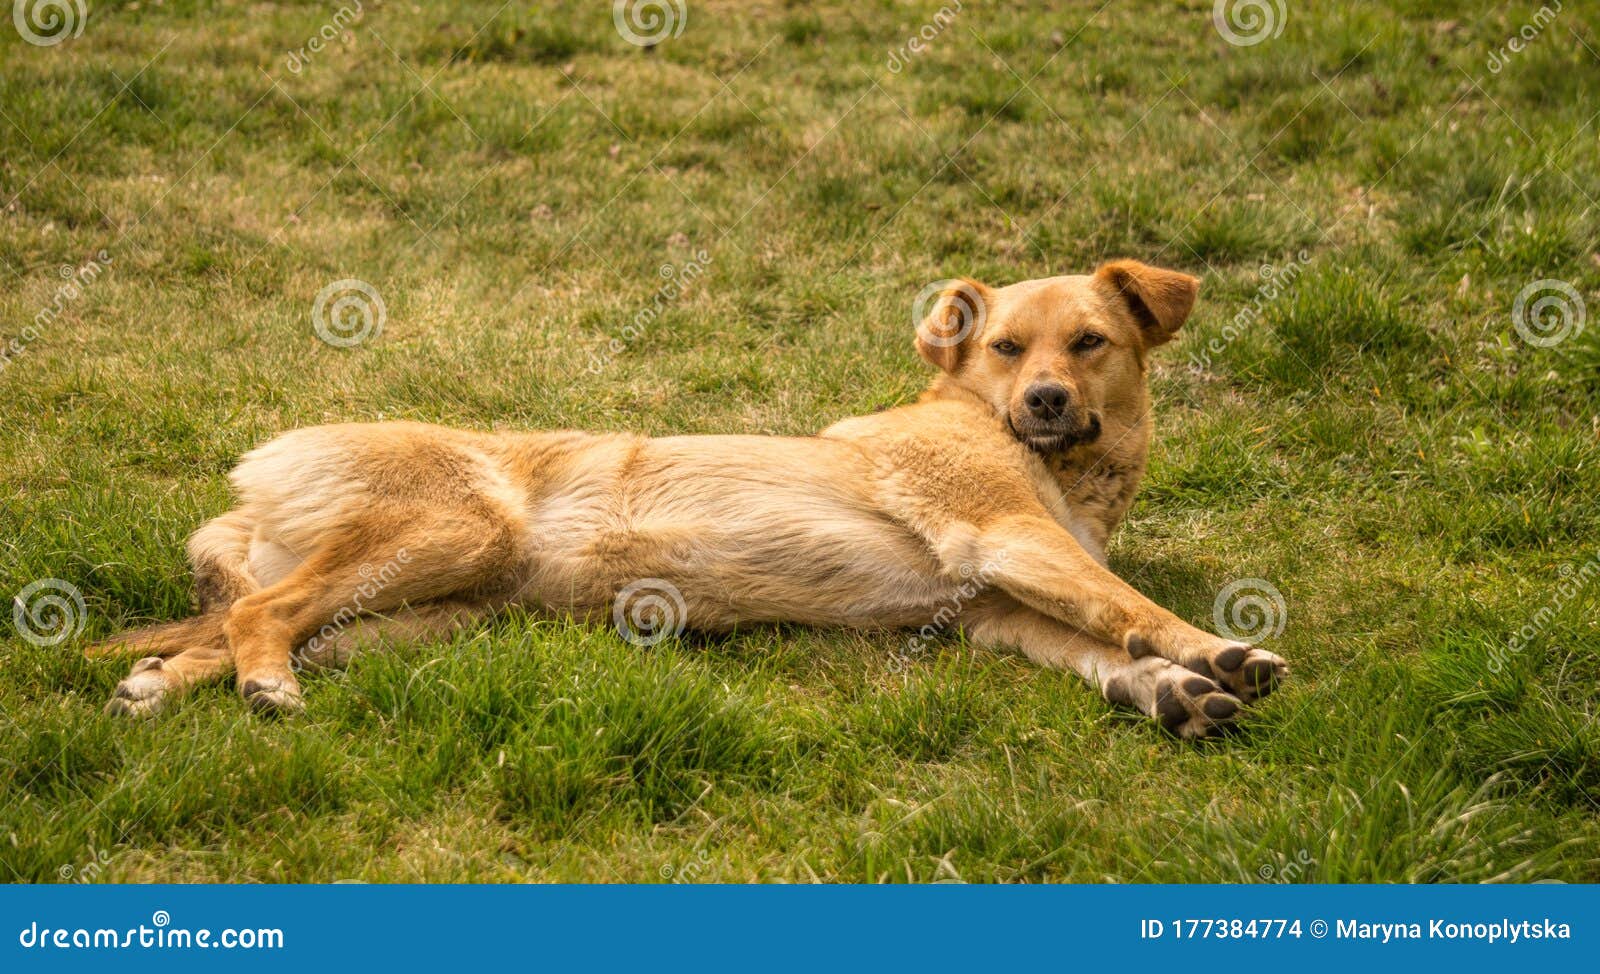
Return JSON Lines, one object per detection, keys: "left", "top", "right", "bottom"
{"left": 104, "top": 657, "right": 173, "bottom": 718}
{"left": 240, "top": 674, "right": 304, "bottom": 716}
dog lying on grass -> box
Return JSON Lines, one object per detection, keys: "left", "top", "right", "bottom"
{"left": 90, "top": 259, "right": 1286, "bottom": 737}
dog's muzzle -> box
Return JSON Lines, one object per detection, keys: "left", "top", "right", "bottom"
{"left": 1008, "top": 411, "right": 1102, "bottom": 454}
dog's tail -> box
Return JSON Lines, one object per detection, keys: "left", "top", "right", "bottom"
{"left": 84, "top": 612, "right": 228, "bottom": 660}
{"left": 187, "top": 510, "right": 260, "bottom": 613}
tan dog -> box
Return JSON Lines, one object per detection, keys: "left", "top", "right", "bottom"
{"left": 90, "top": 260, "right": 1286, "bottom": 738}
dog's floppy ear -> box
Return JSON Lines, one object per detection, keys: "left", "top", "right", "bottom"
{"left": 1095, "top": 260, "right": 1199, "bottom": 347}
{"left": 915, "top": 278, "right": 993, "bottom": 373}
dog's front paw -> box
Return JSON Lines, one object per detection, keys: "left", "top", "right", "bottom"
{"left": 1207, "top": 643, "right": 1288, "bottom": 703}
{"left": 239, "top": 672, "right": 304, "bottom": 716}
{"left": 1105, "top": 658, "right": 1242, "bottom": 740}
{"left": 1125, "top": 629, "right": 1288, "bottom": 704}
{"left": 1151, "top": 668, "right": 1241, "bottom": 740}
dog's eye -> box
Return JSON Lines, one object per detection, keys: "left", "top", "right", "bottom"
{"left": 1074, "top": 333, "right": 1106, "bottom": 352}
{"left": 991, "top": 339, "right": 1022, "bottom": 356}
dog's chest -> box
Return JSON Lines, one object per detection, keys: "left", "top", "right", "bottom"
{"left": 1046, "top": 453, "right": 1146, "bottom": 560}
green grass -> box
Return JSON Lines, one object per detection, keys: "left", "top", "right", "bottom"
{"left": 3, "top": 0, "right": 1600, "bottom": 882}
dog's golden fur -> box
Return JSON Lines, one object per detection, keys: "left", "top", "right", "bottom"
{"left": 91, "top": 260, "right": 1286, "bottom": 737}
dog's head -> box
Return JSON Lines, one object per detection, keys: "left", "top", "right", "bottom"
{"left": 915, "top": 260, "right": 1198, "bottom": 454}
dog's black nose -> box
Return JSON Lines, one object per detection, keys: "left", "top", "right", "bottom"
{"left": 1023, "top": 383, "right": 1071, "bottom": 419}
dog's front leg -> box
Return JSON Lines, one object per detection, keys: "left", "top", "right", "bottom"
{"left": 945, "top": 513, "right": 1286, "bottom": 702}
{"left": 965, "top": 600, "right": 1242, "bottom": 738}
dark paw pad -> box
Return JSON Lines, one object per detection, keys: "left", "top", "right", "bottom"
{"left": 1102, "top": 674, "right": 1134, "bottom": 707}
{"left": 1212, "top": 647, "right": 1289, "bottom": 702}
{"left": 1214, "top": 645, "right": 1247, "bottom": 672}
{"left": 1148, "top": 667, "right": 1244, "bottom": 740}
{"left": 1241, "top": 658, "right": 1280, "bottom": 689}
{"left": 1154, "top": 689, "right": 1188, "bottom": 730}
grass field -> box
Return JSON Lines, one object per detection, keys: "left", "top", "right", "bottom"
{"left": 3, "top": 0, "right": 1600, "bottom": 883}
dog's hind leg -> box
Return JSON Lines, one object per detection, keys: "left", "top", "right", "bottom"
{"left": 100, "top": 600, "right": 498, "bottom": 715}
{"left": 291, "top": 598, "right": 503, "bottom": 671}
{"left": 226, "top": 506, "right": 521, "bottom": 714}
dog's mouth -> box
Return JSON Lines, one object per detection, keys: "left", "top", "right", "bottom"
{"left": 1006, "top": 412, "right": 1102, "bottom": 454}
